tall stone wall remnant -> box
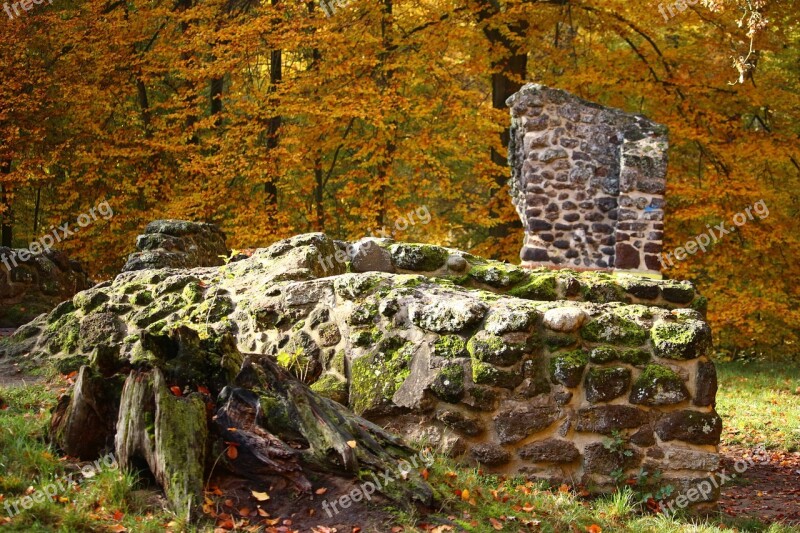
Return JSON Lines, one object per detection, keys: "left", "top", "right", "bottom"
{"left": 508, "top": 84, "right": 668, "bottom": 275}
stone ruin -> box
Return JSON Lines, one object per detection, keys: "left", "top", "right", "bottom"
{"left": 0, "top": 87, "right": 720, "bottom": 516}
{"left": 1, "top": 228, "right": 721, "bottom": 511}
{"left": 508, "top": 84, "right": 668, "bottom": 275}
{"left": 0, "top": 247, "right": 92, "bottom": 328}
{"left": 122, "top": 219, "right": 228, "bottom": 272}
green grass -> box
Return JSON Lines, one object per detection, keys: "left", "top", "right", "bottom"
{"left": 0, "top": 383, "right": 200, "bottom": 532}
{"left": 716, "top": 361, "right": 800, "bottom": 452}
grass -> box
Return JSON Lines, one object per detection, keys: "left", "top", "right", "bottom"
{"left": 715, "top": 361, "right": 800, "bottom": 452}
{"left": 0, "top": 382, "right": 200, "bottom": 532}
{"left": 0, "top": 359, "right": 798, "bottom": 532}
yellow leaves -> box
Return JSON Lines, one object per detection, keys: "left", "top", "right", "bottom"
{"left": 251, "top": 491, "right": 269, "bottom": 501}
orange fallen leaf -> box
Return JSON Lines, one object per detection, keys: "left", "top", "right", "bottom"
{"left": 112, "top": 510, "right": 124, "bottom": 521}
{"left": 489, "top": 517, "right": 503, "bottom": 530}
{"left": 586, "top": 525, "right": 602, "bottom": 533}
{"left": 421, "top": 468, "right": 429, "bottom": 480}
{"left": 461, "top": 489, "right": 470, "bottom": 501}
{"left": 170, "top": 386, "right": 182, "bottom": 397}
{"left": 198, "top": 385, "right": 210, "bottom": 394}
{"left": 315, "top": 487, "right": 328, "bottom": 495}
{"left": 558, "top": 484, "right": 569, "bottom": 493}
{"left": 226, "top": 444, "right": 238, "bottom": 460}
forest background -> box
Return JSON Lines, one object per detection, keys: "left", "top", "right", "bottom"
{"left": 1, "top": 0, "right": 797, "bottom": 358}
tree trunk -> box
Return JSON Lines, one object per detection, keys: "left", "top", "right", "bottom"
{"left": 1, "top": 160, "right": 13, "bottom": 247}
{"left": 48, "top": 328, "right": 434, "bottom": 519}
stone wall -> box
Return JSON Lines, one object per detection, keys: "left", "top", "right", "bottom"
{"left": 1, "top": 232, "right": 720, "bottom": 504}
{"left": 122, "top": 220, "right": 228, "bottom": 272}
{"left": 0, "top": 247, "right": 92, "bottom": 327}
{"left": 508, "top": 84, "right": 668, "bottom": 274}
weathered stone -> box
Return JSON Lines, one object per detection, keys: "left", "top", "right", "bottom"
{"left": 122, "top": 220, "right": 228, "bottom": 272}
{"left": 351, "top": 240, "right": 395, "bottom": 273}
{"left": 662, "top": 448, "right": 721, "bottom": 471}
{"left": 694, "top": 360, "right": 718, "bottom": 407}
{"left": 575, "top": 405, "right": 648, "bottom": 434}
{"left": 436, "top": 409, "right": 484, "bottom": 436}
{"left": 430, "top": 363, "right": 465, "bottom": 404}
{"left": 630, "top": 364, "right": 689, "bottom": 405}
{"left": 390, "top": 243, "right": 449, "bottom": 271}
{"left": 630, "top": 425, "right": 656, "bottom": 447}
{"left": 409, "top": 294, "right": 488, "bottom": 333}
{"left": 655, "top": 410, "right": 722, "bottom": 445}
{"left": 585, "top": 367, "right": 631, "bottom": 403}
{"left": 542, "top": 307, "right": 586, "bottom": 333}
{"left": 470, "top": 443, "right": 511, "bottom": 466}
{"left": 581, "top": 312, "right": 648, "bottom": 346}
{"left": 651, "top": 318, "right": 712, "bottom": 360}
{"left": 518, "top": 439, "right": 580, "bottom": 463}
{"left": 583, "top": 442, "right": 642, "bottom": 475}
{"left": 468, "top": 331, "right": 530, "bottom": 366}
{"left": 494, "top": 402, "right": 561, "bottom": 444}
{"left": 549, "top": 350, "right": 588, "bottom": 387}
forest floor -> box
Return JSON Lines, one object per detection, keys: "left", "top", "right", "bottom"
{"left": 1, "top": 330, "right": 799, "bottom": 531}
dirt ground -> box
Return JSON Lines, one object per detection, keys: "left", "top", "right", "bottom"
{"left": 718, "top": 444, "right": 800, "bottom": 525}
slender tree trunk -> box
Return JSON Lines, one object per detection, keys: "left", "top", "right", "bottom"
{"left": 33, "top": 186, "right": 41, "bottom": 235}
{"left": 314, "top": 161, "right": 325, "bottom": 231}
{"left": 264, "top": 12, "right": 282, "bottom": 214}
{"left": 374, "top": 0, "right": 396, "bottom": 230}
{"left": 1, "top": 160, "right": 12, "bottom": 247}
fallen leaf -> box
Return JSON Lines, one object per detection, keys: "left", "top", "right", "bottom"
{"left": 315, "top": 487, "right": 328, "bottom": 495}
{"left": 252, "top": 491, "right": 270, "bottom": 501}
{"left": 226, "top": 444, "right": 238, "bottom": 460}
{"left": 347, "top": 440, "right": 357, "bottom": 449}
{"left": 461, "top": 489, "right": 470, "bottom": 501}
{"left": 489, "top": 517, "right": 503, "bottom": 530}
{"left": 170, "top": 386, "right": 183, "bottom": 397}
{"left": 586, "top": 525, "right": 602, "bottom": 533}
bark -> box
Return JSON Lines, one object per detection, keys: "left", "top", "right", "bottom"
{"left": 1, "top": 160, "right": 12, "bottom": 247}
{"left": 48, "top": 328, "right": 434, "bottom": 519}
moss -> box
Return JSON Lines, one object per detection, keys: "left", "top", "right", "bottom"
{"left": 467, "top": 262, "right": 527, "bottom": 289}
{"left": 651, "top": 318, "right": 711, "bottom": 360}
{"left": 329, "top": 350, "right": 346, "bottom": 374}
{"left": 467, "top": 332, "right": 529, "bottom": 366}
{"left": 508, "top": 273, "right": 558, "bottom": 300}
{"left": 589, "top": 346, "right": 618, "bottom": 364}
{"left": 131, "top": 291, "right": 153, "bottom": 306}
{"left": 259, "top": 391, "right": 293, "bottom": 433}
{"left": 182, "top": 282, "right": 205, "bottom": 304}
{"left": 580, "top": 313, "right": 648, "bottom": 347}
{"left": 549, "top": 350, "right": 589, "bottom": 387}
{"left": 46, "top": 313, "right": 81, "bottom": 354}
{"left": 630, "top": 364, "right": 689, "bottom": 405}
{"left": 123, "top": 334, "right": 141, "bottom": 344}
{"left": 618, "top": 348, "right": 652, "bottom": 366}
{"left": 73, "top": 290, "right": 110, "bottom": 312}
{"left": 471, "top": 360, "right": 522, "bottom": 389}
{"left": 310, "top": 374, "right": 348, "bottom": 404}
{"left": 578, "top": 273, "right": 628, "bottom": 303}
{"left": 390, "top": 243, "right": 449, "bottom": 271}
{"left": 350, "top": 330, "right": 377, "bottom": 347}
{"left": 613, "top": 305, "right": 653, "bottom": 320}
{"left": 544, "top": 333, "right": 577, "bottom": 350}
{"left": 432, "top": 335, "right": 467, "bottom": 358}
{"left": 430, "top": 363, "right": 465, "bottom": 403}
{"left": 334, "top": 273, "right": 385, "bottom": 299}
{"left": 349, "top": 341, "right": 414, "bottom": 414}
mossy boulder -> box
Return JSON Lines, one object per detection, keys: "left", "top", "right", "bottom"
{"left": 585, "top": 367, "right": 631, "bottom": 403}
{"left": 651, "top": 318, "right": 712, "bottom": 360}
{"left": 429, "top": 363, "right": 465, "bottom": 403}
{"left": 580, "top": 312, "right": 648, "bottom": 347}
{"left": 467, "top": 262, "right": 527, "bottom": 289}
{"left": 310, "top": 374, "right": 349, "bottom": 405}
{"left": 471, "top": 360, "right": 523, "bottom": 389}
{"left": 409, "top": 293, "right": 488, "bottom": 333}
{"left": 432, "top": 335, "right": 468, "bottom": 358}
{"left": 508, "top": 272, "right": 558, "bottom": 300}
{"left": 467, "top": 331, "right": 531, "bottom": 366}
{"left": 630, "top": 364, "right": 689, "bottom": 405}
{"left": 389, "top": 243, "right": 449, "bottom": 271}
{"left": 349, "top": 340, "right": 414, "bottom": 415}
{"left": 549, "top": 350, "right": 588, "bottom": 387}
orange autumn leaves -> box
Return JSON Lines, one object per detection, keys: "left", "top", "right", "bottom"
{"left": 0, "top": 0, "right": 797, "bottom": 355}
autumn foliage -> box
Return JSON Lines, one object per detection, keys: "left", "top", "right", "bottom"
{"left": 0, "top": 0, "right": 797, "bottom": 357}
